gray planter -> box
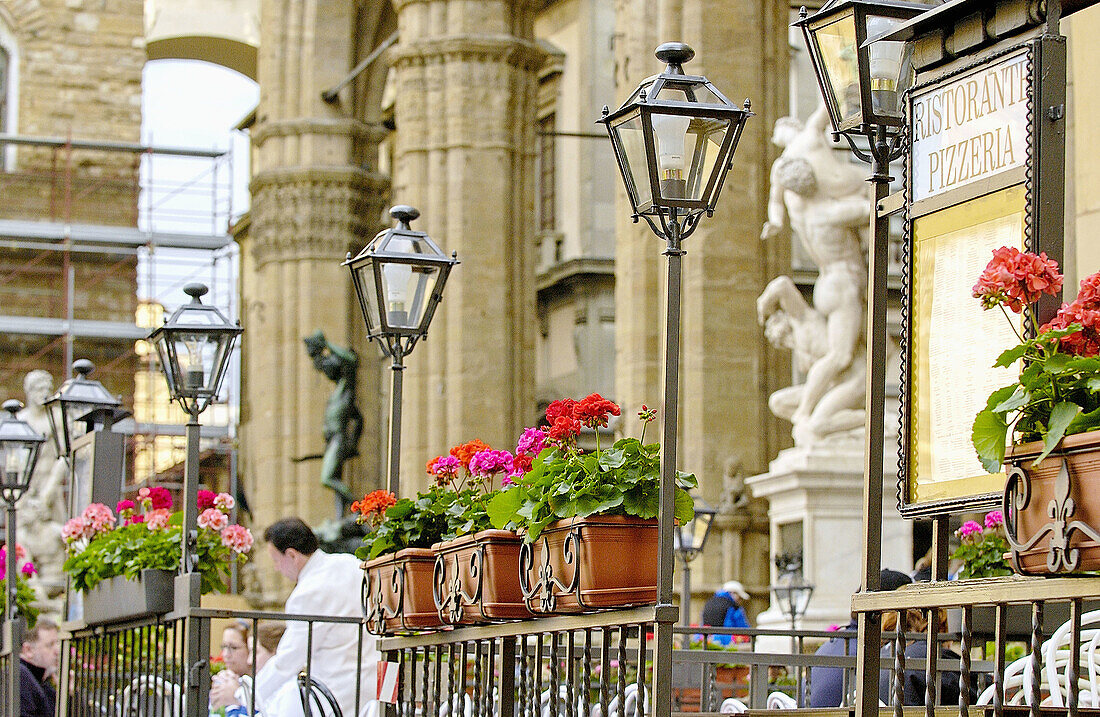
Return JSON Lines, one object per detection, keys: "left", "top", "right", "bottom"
{"left": 82, "top": 569, "right": 175, "bottom": 625}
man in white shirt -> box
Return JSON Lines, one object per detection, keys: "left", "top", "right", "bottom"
{"left": 256, "top": 517, "right": 378, "bottom": 717}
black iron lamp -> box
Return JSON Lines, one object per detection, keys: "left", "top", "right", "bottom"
{"left": 344, "top": 205, "right": 458, "bottom": 496}
{"left": 601, "top": 43, "right": 750, "bottom": 715}
{"left": 148, "top": 283, "right": 241, "bottom": 417}
{"left": 43, "top": 359, "right": 123, "bottom": 459}
{"left": 772, "top": 571, "right": 815, "bottom": 626}
{"left": 0, "top": 400, "right": 45, "bottom": 506}
{"left": 795, "top": 0, "right": 932, "bottom": 139}
{"left": 599, "top": 42, "right": 752, "bottom": 237}
{"left": 674, "top": 497, "right": 717, "bottom": 561}
{"left": 344, "top": 205, "right": 458, "bottom": 363}
{"left": 674, "top": 497, "right": 717, "bottom": 628}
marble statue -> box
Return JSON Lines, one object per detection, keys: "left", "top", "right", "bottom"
{"left": 15, "top": 370, "right": 69, "bottom": 611}
{"left": 758, "top": 105, "right": 871, "bottom": 447}
{"left": 303, "top": 330, "right": 362, "bottom": 506}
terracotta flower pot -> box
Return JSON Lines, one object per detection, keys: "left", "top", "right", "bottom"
{"left": 433, "top": 529, "right": 533, "bottom": 624}
{"left": 1004, "top": 429, "right": 1100, "bottom": 573}
{"left": 362, "top": 547, "right": 444, "bottom": 634}
{"left": 521, "top": 515, "right": 657, "bottom": 614}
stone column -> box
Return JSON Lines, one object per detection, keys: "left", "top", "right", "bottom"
{"left": 241, "top": 0, "right": 389, "bottom": 575}
{"left": 389, "top": 0, "right": 544, "bottom": 494}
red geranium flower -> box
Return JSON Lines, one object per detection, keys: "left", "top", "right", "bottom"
{"left": 547, "top": 415, "right": 582, "bottom": 443}
{"left": 972, "top": 246, "right": 1063, "bottom": 313}
{"left": 545, "top": 398, "right": 577, "bottom": 424}
{"left": 574, "top": 393, "right": 621, "bottom": 428}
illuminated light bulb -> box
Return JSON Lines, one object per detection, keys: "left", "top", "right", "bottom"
{"left": 384, "top": 262, "right": 412, "bottom": 326}
{"left": 867, "top": 16, "right": 905, "bottom": 115}
{"left": 180, "top": 334, "right": 206, "bottom": 390}
{"left": 4, "top": 445, "right": 24, "bottom": 478}
{"left": 653, "top": 114, "right": 691, "bottom": 198}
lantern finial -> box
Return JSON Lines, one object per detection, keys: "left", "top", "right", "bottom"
{"left": 183, "top": 283, "right": 209, "bottom": 302}
{"left": 654, "top": 42, "right": 694, "bottom": 73}
{"left": 2, "top": 400, "right": 22, "bottom": 416}
{"left": 390, "top": 205, "right": 420, "bottom": 228}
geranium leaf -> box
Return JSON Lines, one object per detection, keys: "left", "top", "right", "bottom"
{"left": 676, "top": 470, "right": 698, "bottom": 489}
{"left": 993, "top": 385, "right": 1028, "bottom": 413}
{"left": 1035, "top": 401, "right": 1081, "bottom": 465}
{"left": 984, "top": 384, "right": 1020, "bottom": 412}
{"left": 994, "top": 344, "right": 1028, "bottom": 367}
{"left": 623, "top": 486, "right": 659, "bottom": 518}
{"left": 599, "top": 448, "right": 626, "bottom": 470}
{"left": 486, "top": 489, "right": 520, "bottom": 530}
{"left": 1043, "top": 352, "right": 1071, "bottom": 374}
{"left": 674, "top": 488, "right": 695, "bottom": 523}
{"left": 972, "top": 408, "right": 1009, "bottom": 474}
{"left": 1067, "top": 404, "right": 1100, "bottom": 434}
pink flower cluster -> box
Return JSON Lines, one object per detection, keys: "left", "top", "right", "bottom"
{"left": 972, "top": 247, "right": 1063, "bottom": 313}
{"left": 956, "top": 520, "right": 984, "bottom": 541}
{"left": 137, "top": 486, "right": 173, "bottom": 511}
{"left": 220, "top": 524, "right": 254, "bottom": 554}
{"left": 198, "top": 508, "right": 229, "bottom": 531}
{"left": 1040, "top": 270, "right": 1100, "bottom": 357}
{"left": 62, "top": 503, "right": 118, "bottom": 544}
{"left": 984, "top": 510, "right": 1004, "bottom": 529}
{"left": 515, "top": 427, "right": 546, "bottom": 457}
{"left": 0, "top": 544, "right": 34, "bottom": 577}
{"left": 469, "top": 449, "right": 517, "bottom": 485}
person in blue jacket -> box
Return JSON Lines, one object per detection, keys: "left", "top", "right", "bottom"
{"left": 701, "top": 580, "right": 751, "bottom": 644}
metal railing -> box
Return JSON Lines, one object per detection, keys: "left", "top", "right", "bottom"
{"left": 57, "top": 607, "right": 375, "bottom": 717}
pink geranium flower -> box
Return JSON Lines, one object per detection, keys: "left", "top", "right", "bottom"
{"left": 198, "top": 508, "right": 229, "bottom": 531}
{"left": 213, "top": 493, "right": 235, "bottom": 512}
{"left": 220, "top": 525, "right": 254, "bottom": 554}
{"left": 145, "top": 509, "right": 171, "bottom": 530}
{"left": 984, "top": 510, "right": 1004, "bottom": 529}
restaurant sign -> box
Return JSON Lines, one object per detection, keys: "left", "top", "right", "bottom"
{"left": 911, "top": 50, "right": 1030, "bottom": 202}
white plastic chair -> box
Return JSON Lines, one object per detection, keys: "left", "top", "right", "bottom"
{"left": 720, "top": 697, "right": 747, "bottom": 713}
{"left": 115, "top": 675, "right": 180, "bottom": 717}
{"left": 766, "top": 691, "right": 797, "bottom": 709}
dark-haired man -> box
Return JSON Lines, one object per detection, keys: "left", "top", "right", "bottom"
{"left": 256, "top": 517, "right": 378, "bottom": 717}
{"left": 20, "top": 618, "right": 59, "bottom": 717}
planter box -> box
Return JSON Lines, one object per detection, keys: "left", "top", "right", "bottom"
{"left": 362, "top": 547, "right": 443, "bottom": 635}
{"left": 433, "top": 530, "right": 532, "bottom": 624}
{"left": 82, "top": 569, "right": 174, "bottom": 626}
{"left": 522, "top": 515, "right": 657, "bottom": 614}
{"left": 1005, "top": 430, "right": 1100, "bottom": 574}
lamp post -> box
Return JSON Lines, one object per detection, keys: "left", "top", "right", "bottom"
{"left": 43, "top": 359, "right": 123, "bottom": 461}
{"left": 0, "top": 399, "right": 45, "bottom": 717}
{"left": 673, "top": 497, "right": 717, "bottom": 627}
{"left": 600, "top": 42, "right": 752, "bottom": 717}
{"left": 148, "top": 283, "right": 240, "bottom": 716}
{"left": 344, "top": 205, "right": 458, "bottom": 497}
{"left": 795, "top": 0, "right": 936, "bottom": 710}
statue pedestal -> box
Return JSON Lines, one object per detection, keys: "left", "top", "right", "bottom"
{"left": 745, "top": 434, "right": 911, "bottom": 652}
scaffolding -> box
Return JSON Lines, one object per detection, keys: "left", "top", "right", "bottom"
{"left": 0, "top": 132, "right": 239, "bottom": 491}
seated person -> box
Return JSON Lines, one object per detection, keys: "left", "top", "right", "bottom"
{"left": 878, "top": 607, "right": 971, "bottom": 706}
{"left": 700, "top": 581, "right": 751, "bottom": 645}
{"left": 809, "top": 569, "right": 911, "bottom": 708}
{"left": 212, "top": 622, "right": 286, "bottom": 715}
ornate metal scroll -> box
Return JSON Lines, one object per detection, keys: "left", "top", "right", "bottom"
{"left": 518, "top": 526, "right": 588, "bottom": 613}
{"left": 1003, "top": 455, "right": 1100, "bottom": 574}
{"left": 362, "top": 562, "right": 405, "bottom": 635}
{"left": 433, "top": 545, "right": 485, "bottom": 624}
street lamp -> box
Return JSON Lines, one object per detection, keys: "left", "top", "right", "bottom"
{"left": 344, "top": 205, "right": 458, "bottom": 497}
{"left": 43, "top": 358, "right": 123, "bottom": 460}
{"left": 772, "top": 567, "right": 814, "bottom": 652}
{"left": 674, "top": 497, "right": 717, "bottom": 626}
{"left": 796, "top": 0, "right": 936, "bottom": 708}
{"left": 0, "top": 399, "right": 45, "bottom": 717}
{"left": 148, "top": 283, "right": 240, "bottom": 713}
{"left": 600, "top": 42, "right": 751, "bottom": 715}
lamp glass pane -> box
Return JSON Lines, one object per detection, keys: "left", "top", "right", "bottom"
{"left": 171, "top": 332, "right": 219, "bottom": 392}
{"left": 866, "top": 14, "right": 908, "bottom": 119}
{"left": 1, "top": 442, "right": 31, "bottom": 487}
{"left": 652, "top": 82, "right": 724, "bottom": 108}
{"left": 812, "top": 10, "right": 861, "bottom": 128}
{"left": 153, "top": 333, "right": 178, "bottom": 394}
{"left": 610, "top": 113, "right": 652, "bottom": 209}
{"left": 683, "top": 116, "right": 732, "bottom": 203}
{"left": 352, "top": 261, "right": 381, "bottom": 335}
{"left": 45, "top": 401, "right": 64, "bottom": 455}
{"left": 378, "top": 236, "right": 443, "bottom": 331}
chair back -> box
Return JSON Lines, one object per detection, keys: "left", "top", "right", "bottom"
{"left": 298, "top": 671, "right": 343, "bottom": 717}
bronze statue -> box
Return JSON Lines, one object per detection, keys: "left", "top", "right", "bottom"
{"left": 304, "top": 330, "right": 362, "bottom": 505}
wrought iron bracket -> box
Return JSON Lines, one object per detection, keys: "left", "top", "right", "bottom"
{"left": 433, "top": 546, "right": 485, "bottom": 624}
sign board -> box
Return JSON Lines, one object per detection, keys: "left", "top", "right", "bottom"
{"left": 899, "top": 35, "right": 1066, "bottom": 517}
{"left": 911, "top": 51, "right": 1029, "bottom": 202}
